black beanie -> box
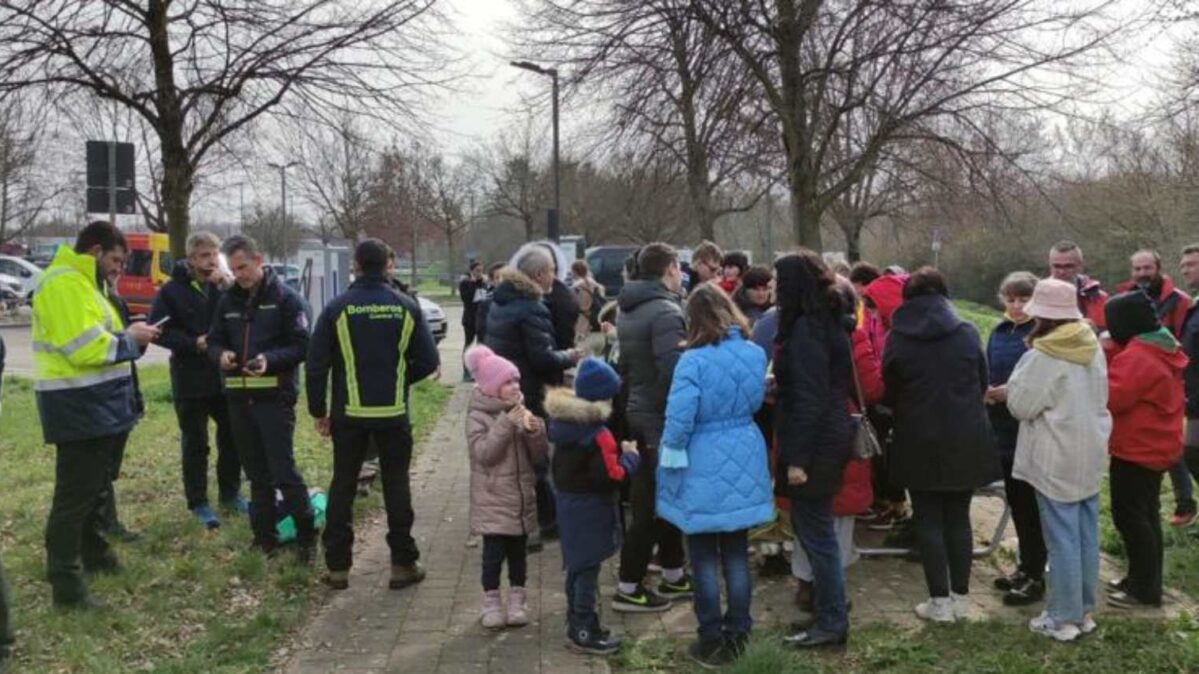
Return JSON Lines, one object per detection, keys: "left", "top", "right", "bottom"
{"left": 1105, "top": 290, "right": 1160, "bottom": 345}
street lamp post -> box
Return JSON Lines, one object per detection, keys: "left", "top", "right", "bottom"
{"left": 510, "top": 60, "right": 561, "bottom": 243}
{"left": 267, "top": 161, "right": 300, "bottom": 263}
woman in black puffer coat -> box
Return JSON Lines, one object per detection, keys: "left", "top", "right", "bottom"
{"left": 882, "top": 267, "right": 999, "bottom": 623}
{"left": 773, "top": 251, "right": 854, "bottom": 649}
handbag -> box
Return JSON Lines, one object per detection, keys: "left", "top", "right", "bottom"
{"left": 849, "top": 350, "right": 882, "bottom": 460}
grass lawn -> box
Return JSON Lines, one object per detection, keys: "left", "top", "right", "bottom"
{"left": 614, "top": 617, "right": 1199, "bottom": 673}
{"left": 0, "top": 366, "right": 452, "bottom": 673}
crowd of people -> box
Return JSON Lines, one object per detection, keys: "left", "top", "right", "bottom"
{"left": 454, "top": 237, "right": 1199, "bottom": 665}
{"left": 2, "top": 222, "right": 1199, "bottom": 672}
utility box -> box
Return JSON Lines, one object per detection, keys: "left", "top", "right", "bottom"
{"left": 296, "top": 239, "right": 351, "bottom": 315}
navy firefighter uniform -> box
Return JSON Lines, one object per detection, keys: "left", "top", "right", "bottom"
{"left": 306, "top": 272, "right": 440, "bottom": 583}
{"left": 207, "top": 266, "right": 314, "bottom": 553}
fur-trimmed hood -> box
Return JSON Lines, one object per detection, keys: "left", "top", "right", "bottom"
{"left": 545, "top": 387, "right": 611, "bottom": 423}
{"left": 493, "top": 268, "right": 543, "bottom": 303}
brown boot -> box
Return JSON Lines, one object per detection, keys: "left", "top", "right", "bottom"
{"left": 390, "top": 562, "right": 426, "bottom": 590}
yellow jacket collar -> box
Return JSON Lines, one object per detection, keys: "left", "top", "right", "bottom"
{"left": 47, "top": 245, "right": 99, "bottom": 289}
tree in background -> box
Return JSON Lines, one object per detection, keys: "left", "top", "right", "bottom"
{"left": 0, "top": 97, "right": 63, "bottom": 245}
{"left": 242, "top": 204, "right": 302, "bottom": 261}
{"left": 0, "top": 0, "right": 450, "bottom": 258}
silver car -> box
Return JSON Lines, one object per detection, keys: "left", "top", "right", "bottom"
{"left": 419, "top": 296, "right": 447, "bottom": 343}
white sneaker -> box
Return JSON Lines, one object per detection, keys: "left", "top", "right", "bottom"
{"left": 1029, "top": 612, "right": 1082, "bottom": 642}
{"left": 1080, "top": 614, "right": 1097, "bottom": 635}
{"left": 914, "top": 597, "right": 956, "bottom": 623}
{"left": 950, "top": 592, "right": 973, "bottom": 621}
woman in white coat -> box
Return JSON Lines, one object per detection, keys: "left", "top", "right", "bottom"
{"left": 1006, "top": 278, "right": 1112, "bottom": 643}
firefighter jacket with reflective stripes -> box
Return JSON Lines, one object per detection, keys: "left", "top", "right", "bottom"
{"left": 306, "top": 274, "right": 440, "bottom": 427}
{"left": 32, "top": 245, "right": 141, "bottom": 444}
{"left": 206, "top": 266, "right": 309, "bottom": 398}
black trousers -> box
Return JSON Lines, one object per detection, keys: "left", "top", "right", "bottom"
{"left": 463, "top": 318, "right": 478, "bottom": 349}
{"left": 226, "top": 396, "right": 314, "bottom": 547}
{"left": 618, "top": 424, "right": 685, "bottom": 584}
{"left": 323, "top": 421, "right": 419, "bottom": 571}
{"left": 910, "top": 489, "right": 974, "bottom": 597}
{"left": 0, "top": 549, "right": 12, "bottom": 660}
{"left": 1110, "top": 457, "right": 1164, "bottom": 605}
{"left": 1002, "top": 457, "right": 1047, "bottom": 580}
{"left": 482, "top": 534, "right": 528, "bottom": 591}
{"left": 45, "top": 433, "right": 126, "bottom": 604}
{"left": 97, "top": 434, "right": 126, "bottom": 535}
{"left": 176, "top": 394, "right": 241, "bottom": 509}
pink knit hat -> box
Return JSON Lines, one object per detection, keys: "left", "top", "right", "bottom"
{"left": 464, "top": 346, "right": 520, "bottom": 398}
{"left": 1025, "top": 278, "right": 1083, "bottom": 321}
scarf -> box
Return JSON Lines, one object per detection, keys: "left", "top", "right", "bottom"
{"left": 1033, "top": 321, "right": 1099, "bottom": 365}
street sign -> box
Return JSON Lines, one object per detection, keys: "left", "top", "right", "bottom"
{"left": 85, "top": 140, "right": 137, "bottom": 215}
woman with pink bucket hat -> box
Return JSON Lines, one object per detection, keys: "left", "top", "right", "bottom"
{"left": 1006, "top": 278, "right": 1112, "bottom": 642}
{"left": 464, "top": 345, "right": 549, "bottom": 629}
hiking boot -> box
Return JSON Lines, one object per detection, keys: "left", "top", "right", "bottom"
{"left": 657, "top": 574, "right": 694, "bottom": 600}
{"left": 566, "top": 627, "right": 621, "bottom": 655}
{"left": 1003, "top": 577, "right": 1045, "bottom": 606}
{"left": 1029, "top": 612, "right": 1082, "bottom": 642}
{"left": 390, "top": 562, "right": 426, "bottom": 589}
{"left": 612, "top": 585, "right": 671, "bottom": 613}
{"left": 914, "top": 597, "right": 956, "bottom": 623}
{"left": 323, "top": 570, "right": 349, "bottom": 590}
{"left": 191, "top": 504, "right": 221, "bottom": 530}
{"left": 993, "top": 569, "right": 1029, "bottom": 592}
{"left": 507, "top": 586, "right": 530, "bottom": 627}
{"left": 481, "top": 590, "right": 505, "bottom": 630}
{"left": 687, "top": 638, "right": 734, "bottom": 669}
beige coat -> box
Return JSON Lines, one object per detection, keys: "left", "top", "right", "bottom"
{"left": 467, "top": 387, "right": 550, "bottom": 536}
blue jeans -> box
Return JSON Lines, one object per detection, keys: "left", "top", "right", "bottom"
{"left": 1035, "top": 492, "right": 1099, "bottom": 625}
{"left": 686, "top": 530, "right": 752, "bottom": 643}
{"left": 1169, "top": 460, "right": 1195, "bottom": 512}
{"left": 565, "top": 564, "right": 600, "bottom": 634}
{"left": 791, "top": 495, "right": 848, "bottom": 636}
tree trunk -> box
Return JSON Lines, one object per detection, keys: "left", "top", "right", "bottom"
{"left": 788, "top": 167, "right": 824, "bottom": 252}
{"left": 687, "top": 165, "right": 716, "bottom": 242}
{"left": 841, "top": 214, "right": 864, "bottom": 262}
{"left": 160, "top": 149, "right": 193, "bottom": 260}
{"left": 446, "top": 225, "right": 455, "bottom": 281}
{"left": 147, "top": 0, "right": 191, "bottom": 259}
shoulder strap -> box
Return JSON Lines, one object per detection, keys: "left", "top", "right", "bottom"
{"left": 847, "top": 331, "right": 867, "bottom": 412}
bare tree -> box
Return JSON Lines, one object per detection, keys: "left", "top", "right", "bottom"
{"left": 0, "top": 0, "right": 450, "bottom": 257}
{"left": 292, "top": 115, "right": 374, "bottom": 242}
{"left": 518, "top": 0, "right": 777, "bottom": 242}
{"left": 0, "top": 98, "right": 61, "bottom": 244}
{"left": 243, "top": 203, "right": 301, "bottom": 261}
{"left": 690, "top": 0, "right": 1123, "bottom": 251}
{"left": 477, "top": 115, "right": 549, "bottom": 241}
{"left": 415, "top": 150, "right": 475, "bottom": 277}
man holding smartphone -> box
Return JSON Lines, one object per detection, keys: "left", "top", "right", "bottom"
{"left": 151, "top": 232, "right": 246, "bottom": 530}
{"left": 206, "top": 235, "right": 315, "bottom": 562}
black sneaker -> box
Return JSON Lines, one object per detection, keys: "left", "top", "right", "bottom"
{"left": 658, "top": 574, "right": 695, "bottom": 600}
{"left": 1107, "top": 590, "right": 1161, "bottom": 610}
{"left": 993, "top": 570, "right": 1029, "bottom": 592}
{"left": 566, "top": 627, "right": 621, "bottom": 656}
{"left": 1003, "top": 577, "right": 1045, "bottom": 606}
{"left": 687, "top": 639, "right": 734, "bottom": 670}
{"left": 612, "top": 585, "right": 672, "bottom": 613}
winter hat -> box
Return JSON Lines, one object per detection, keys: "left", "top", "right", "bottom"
{"left": 574, "top": 357, "right": 621, "bottom": 402}
{"left": 464, "top": 346, "right": 520, "bottom": 397}
{"left": 1024, "top": 278, "right": 1082, "bottom": 321}
{"left": 862, "top": 274, "right": 908, "bottom": 329}
{"left": 1105, "top": 290, "right": 1161, "bottom": 345}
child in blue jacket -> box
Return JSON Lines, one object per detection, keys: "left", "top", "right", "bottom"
{"left": 657, "top": 284, "right": 772, "bottom": 668}
{"left": 548, "top": 358, "right": 640, "bottom": 656}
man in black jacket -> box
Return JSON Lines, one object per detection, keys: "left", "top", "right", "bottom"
{"left": 307, "top": 239, "right": 440, "bottom": 590}
{"left": 207, "top": 235, "right": 315, "bottom": 562}
{"left": 151, "top": 232, "right": 244, "bottom": 530}
{"left": 613, "top": 243, "right": 692, "bottom": 612}
{"left": 485, "top": 247, "right": 580, "bottom": 544}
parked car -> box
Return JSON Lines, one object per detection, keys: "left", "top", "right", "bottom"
{"left": 268, "top": 263, "right": 302, "bottom": 291}
{"left": 418, "top": 295, "right": 447, "bottom": 343}
{"left": 585, "top": 245, "right": 639, "bottom": 299}
{"left": 0, "top": 254, "right": 41, "bottom": 298}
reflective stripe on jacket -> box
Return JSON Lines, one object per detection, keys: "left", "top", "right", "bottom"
{"left": 33, "top": 245, "right": 140, "bottom": 444}
{"left": 306, "top": 275, "right": 440, "bottom": 426}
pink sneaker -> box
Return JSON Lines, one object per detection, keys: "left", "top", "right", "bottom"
{"left": 507, "top": 587, "right": 530, "bottom": 627}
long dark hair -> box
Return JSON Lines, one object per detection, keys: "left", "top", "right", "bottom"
{"left": 774, "top": 249, "right": 843, "bottom": 343}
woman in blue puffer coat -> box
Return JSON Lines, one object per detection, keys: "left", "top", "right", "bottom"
{"left": 657, "top": 283, "right": 772, "bottom": 667}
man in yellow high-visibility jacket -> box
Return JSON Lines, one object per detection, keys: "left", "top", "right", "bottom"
{"left": 34, "top": 221, "right": 159, "bottom": 609}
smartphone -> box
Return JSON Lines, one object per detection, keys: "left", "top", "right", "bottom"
{"left": 151, "top": 315, "right": 171, "bottom": 328}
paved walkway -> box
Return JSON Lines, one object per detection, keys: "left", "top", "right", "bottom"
{"left": 281, "top": 380, "right": 1190, "bottom": 674}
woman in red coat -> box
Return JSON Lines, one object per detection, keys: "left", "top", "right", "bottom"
{"left": 792, "top": 280, "right": 885, "bottom": 611}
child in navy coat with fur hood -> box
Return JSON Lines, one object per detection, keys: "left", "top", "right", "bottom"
{"left": 547, "top": 357, "right": 641, "bottom": 656}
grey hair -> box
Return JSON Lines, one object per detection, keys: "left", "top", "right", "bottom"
{"left": 221, "top": 234, "right": 259, "bottom": 258}
{"left": 515, "top": 246, "right": 554, "bottom": 280}
{"left": 186, "top": 231, "right": 221, "bottom": 256}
